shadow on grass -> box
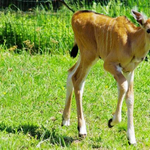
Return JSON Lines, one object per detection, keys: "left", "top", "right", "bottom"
{"left": 0, "top": 123, "right": 74, "bottom": 147}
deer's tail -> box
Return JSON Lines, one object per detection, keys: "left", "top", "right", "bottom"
{"left": 70, "top": 44, "right": 78, "bottom": 58}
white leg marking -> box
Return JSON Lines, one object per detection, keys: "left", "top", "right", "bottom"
{"left": 79, "top": 120, "right": 87, "bottom": 135}
{"left": 126, "top": 96, "right": 136, "bottom": 144}
{"left": 111, "top": 80, "right": 128, "bottom": 126}
{"left": 124, "top": 72, "right": 136, "bottom": 144}
{"left": 62, "top": 57, "right": 81, "bottom": 126}
{"left": 127, "top": 126, "right": 136, "bottom": 144}
{"left": 79, "top": 81, "right": 85, "bottom": 99}
{"left": 78, "top": 81, "right": 87, "bottom": 135}
{"left": 62, "top": 119, "right": 70, "bottom": 126}
{"left": 65, "top": 57, "right": 81, "bottom": 103}
{"left": 76, "top": 58, "right": 98, "bottom": 136}
{"left": 111, "top": 113, "right": 122, "bottom": 125}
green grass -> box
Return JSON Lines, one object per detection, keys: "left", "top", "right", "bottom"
{"left": 0, "top": 0, "right": 150, "bottom": 55}
{"left": 0, "top": 0, "right": 150, "bottom": 149}
{"left": 0, "top": 51, "right": 150, "bottom": 149}
{"left": 0, "top": 10, "right": 73, "bottom": 54}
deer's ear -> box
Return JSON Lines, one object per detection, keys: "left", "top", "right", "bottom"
{"left": 131, "top": 10, "right": 145, "bottom": 25}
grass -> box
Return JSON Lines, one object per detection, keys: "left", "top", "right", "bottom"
{"left": 0, "top": 50, "right": 150, "bottom": 149}
{"left": 0, "top": 10, "right": 73, "bottom": 54}
{"left": 0, "top": 0, "right": 150, "bottom": 149}
{"left": 0, "top": 0, "right": 150, "bottom": 55}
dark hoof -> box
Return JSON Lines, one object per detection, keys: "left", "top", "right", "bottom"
{"left": 79, "top": 134, "right": 87, "bottom": 139}
{"left": 108, "top": 118, "right": 114, "bottom": 128}
{"left": 128, "top": 141, "right": 137, "bottom": 146}
{"left": 61, "top": 116, "right": 64, "bottom": 126}
{"left": 128, "top": 138, "right": 137, "bottom": 146}
{"left": 128, "top": 140, "right": 131, "bottom": 145}
{"left": 78, "top": 126, "right": 86, "bottom": 139}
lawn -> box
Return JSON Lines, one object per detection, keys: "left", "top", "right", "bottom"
{"left": 0, "top": 0, "right": 150, "bottom": 149}
{"left": 0, "top": 0, "right": 150, "bottom": 55}
{"left": 0, "top": 51, "right": 149, "bottom": 149}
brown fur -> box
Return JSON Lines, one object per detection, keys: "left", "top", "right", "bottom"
{"left": 72, "top": 11, "right": 149, "bottom": 72}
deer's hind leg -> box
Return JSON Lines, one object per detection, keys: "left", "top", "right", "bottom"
{"left": 72, "top": 54, "right": 98, "bottom": 137}
{"left": 62, "top": 58, "right": 81, "bottom": 126}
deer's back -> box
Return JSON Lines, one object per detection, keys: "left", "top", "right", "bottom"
{"left": 72, "top": 11, "right": 137, "bottom": 60}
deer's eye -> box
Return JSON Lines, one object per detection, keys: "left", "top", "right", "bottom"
{"left": 147, "top": 29, "right": 150, "bottom": 33}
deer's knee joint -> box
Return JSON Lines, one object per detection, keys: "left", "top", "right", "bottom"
{"left": 126, "top": 97, "right": 134, "bottom": 107}
{"left": 118, "top": 80, "right": 128, "bottom": 93}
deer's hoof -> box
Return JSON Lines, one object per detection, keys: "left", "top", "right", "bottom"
{"left": 108, "top": 118, "right": 114, "bottom": 128}
{"left": 79, "top": 133, "right": 87, "bottom": 139}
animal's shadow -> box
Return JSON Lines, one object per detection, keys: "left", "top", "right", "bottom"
{"left": 0, "top": 123, "right": 74, "bottom": 147}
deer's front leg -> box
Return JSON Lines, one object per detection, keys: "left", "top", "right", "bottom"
{"left": 125, "top": 71, "right": 136, "bottom": 145}
{"left": 109, "top": 73, "right": 128, "bottom": 127}
{"left": 104, "top": 62, "right": 128, "bottom": 127}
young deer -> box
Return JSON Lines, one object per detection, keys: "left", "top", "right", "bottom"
{"left": 61, "top": 10, "right": 150, "bottom": 145}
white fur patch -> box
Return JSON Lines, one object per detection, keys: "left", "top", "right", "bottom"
{"left": 62, "top": 119, "right": 70, "bottom": 126}
{"left": 80, "top": 81, "right": 85, "bottom": 98}
{"left": 65, "top": 57, "right": 81, "bottom": 101}
{"left": 79, "top": 124, "right": 87, "bottom": 135}
{"left": 127, "top": 127, "right": 136, "bottom": 144}
{"left": 111, "top": 114, "right": 122, "bottom": 126}
{"left": 116, "top": 65, "right": 122, "bottom": 73}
